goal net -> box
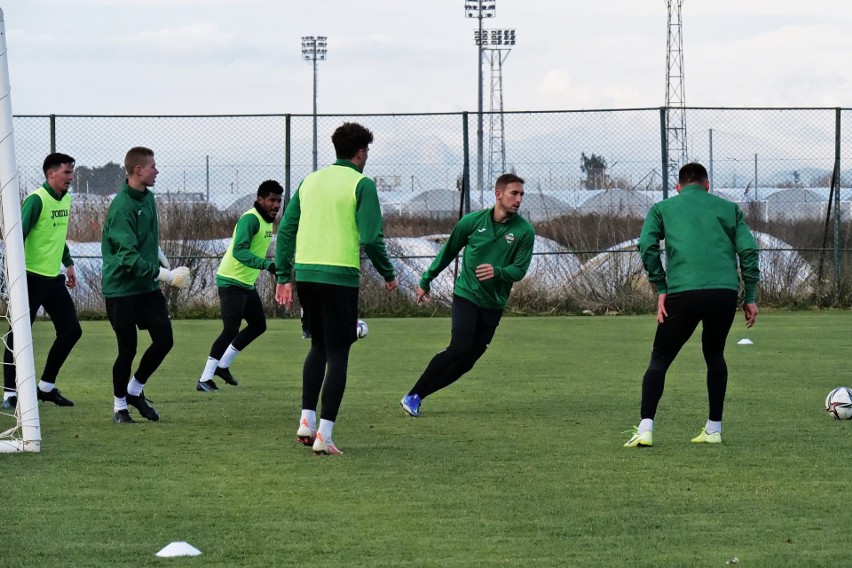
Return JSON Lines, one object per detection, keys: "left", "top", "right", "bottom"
{"left": 0, "top": 8, "right": 41, "bottom": 453}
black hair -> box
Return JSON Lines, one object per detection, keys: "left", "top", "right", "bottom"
{"left": 43, "top": 153, "right": 75, "bottom": 176}
{"left": 678, "top": 162, "right": 709, "bottom": 185}
{"left": 257, "top": 180, "right": 284, "bottom": 198}
{"left": 331, "top": 122, "right": 374, "bottom": 160}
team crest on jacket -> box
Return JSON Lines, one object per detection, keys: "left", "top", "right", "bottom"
{"left": 504, "top": 232, "right": 515, "bottom": 244}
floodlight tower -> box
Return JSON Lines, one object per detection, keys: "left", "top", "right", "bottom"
{"left": 477, "top": 29, "right": 515, "bottom": 190}
{"left": 465, "top": 1, "right": 496, "bottom": 206}
{"left": 302, "top": 35, "right": 327, "bottom": 172}
{"left": 665, "top": 1, "right": 687, "bottom": 190}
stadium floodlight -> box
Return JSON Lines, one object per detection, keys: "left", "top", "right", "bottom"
{"left": 465, "top": 1, "right": 496, "bottom": 209}
{"left": 301, "top": 36, "right": 327, "bottom": 172}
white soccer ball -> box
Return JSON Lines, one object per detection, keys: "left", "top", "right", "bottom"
{"left": 825, "top": 387, "right": 852, "bottom": 420}
{"left": 356, "top": 319, "right": 369, "bottom": 339}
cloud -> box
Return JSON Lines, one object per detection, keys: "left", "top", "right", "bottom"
{"left": 121, "top": 23, "right": 236, "bottom": 54}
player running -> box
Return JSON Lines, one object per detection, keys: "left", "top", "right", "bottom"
{"left": 196, "top": 180, "right": 282, "bottom": 392}
{"left": 400, "top": 173, "right": 535, "bottom": 418}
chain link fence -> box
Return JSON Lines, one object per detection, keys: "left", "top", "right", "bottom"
{"left": 9, "top": 108, "right": 851, "bottom": 315}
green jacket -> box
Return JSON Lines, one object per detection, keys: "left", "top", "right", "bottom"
{"left": 638, "top": 184, "right": 760, "bottom": 303}
{"left": 216, "top": 204, "right": 274, "bottom": 290}
{"left": 275, "top": 160, "right": 395, "bottom": 288}
{"left": 421, "top": 208, "right": 535, "bottom": 310}
{"left": 101, "top": 182, "right": 161, "bottom": 298}
{"left": 21, "top": 182, "right": 73, "bottom": 276}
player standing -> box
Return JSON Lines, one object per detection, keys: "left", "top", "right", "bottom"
{"left": 101, "top": 147, "right": 191, "bottom": 423}
{"left": 2, "top": 153, "right": 82, "bottom": 409}
{"left": 624, "top": 162, "right": 760, "bottom": 447}
{"left": 400, "top": 173, "right": 535, "bottom": 417}
{"left": 196, "top": 180, "right": 282, "bottom": 392}
{"left": 275, "top": 122, "right": 398, "bottom": 455}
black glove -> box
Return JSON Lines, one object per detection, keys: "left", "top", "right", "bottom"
{"left": 266, "top": 262, "right": 276, "bottom": 275}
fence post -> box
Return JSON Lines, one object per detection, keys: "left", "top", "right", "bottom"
{"left": 49, "top": 114, "right": 56, "bottom": 154}
{"left": 462, "top": 111, "right": 471, "bottom": 215}
{"left": 659, "top": 107, "right": 668, "bottom": 199}
{"left": 834, "top": 107, "right": 841, "bottom": 305}
{"left": 285, "top": 114, "right": 292, "bottom": 205}
{"left": 205, "top": 155, "right": 210, "bottom": 203}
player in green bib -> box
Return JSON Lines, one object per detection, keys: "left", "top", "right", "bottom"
{"left": 2, "top": 153, "right": 82, "bottom": 409}
{"left": 196, "top": 180, "right": 283, "bottom": 392}
{"left": 275, "top": 122, "right": 398, "bottom": 456}
{"left": 400, "top": 173, "right": 535, "bottom": 418}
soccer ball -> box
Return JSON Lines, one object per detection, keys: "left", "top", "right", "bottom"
{"left": 356, "top": 319, "right": 369, "bottom": 339}
{"left": 825, "top": 387, "right": 852, "bottom": 420}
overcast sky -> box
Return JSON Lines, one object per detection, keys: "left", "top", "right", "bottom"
{"left": 3, "top": 0, "right": 851, "bottom": 116}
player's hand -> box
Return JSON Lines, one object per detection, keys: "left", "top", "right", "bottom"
{"left": 157, "top": 247, "right": 171, "bottom": 270}
{"left": 385, "top": 278, "right": 399, "bottom": 291}
{"left": 656, "top": 293, "right": 668, "bottom": 324}
{"left": 416, "top": 287, "right": 430, "bottom": 304}
{"left": 743, "top": 303, "right": 758, "bottom": 328}
{"left": 157, "top": 266, "right": 191, "bottom": 289}
{"left": 65, "top": 265, "right": 77, "bottom": 289}
{"left": 266, "top": 262, "right": 276, "bottom": 276}
{"left": 475, "top": 264, "right": 494, "bottom": 281}
{"left": 275, "top": 282, "right": 293, "bottom": 309}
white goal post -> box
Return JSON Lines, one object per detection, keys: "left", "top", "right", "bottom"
{"left": 0, "top": 7, "right": 41, "bottom": 453}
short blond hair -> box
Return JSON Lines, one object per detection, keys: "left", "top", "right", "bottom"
{"left": 124, "top": 147, "right": 154, "bottom": 175}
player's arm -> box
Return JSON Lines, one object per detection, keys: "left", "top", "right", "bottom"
{"left": 355, "top": 177, "right": 396, "bottom": 283}
{"left": 20, "top": 193, "right": 42, "bottom": 241}
{"left": 274, "top": 188, "right": 301, "bottom": 284}
{"left": 638, "top": 206, "right": 668, "bottom": 295}
{"left": 733, "top": 205, "right": 760, "bottom": 305}
{"left": 231, "top": 214, "right": 271, "bottom": 270}
{"left": 492, "top": 228, "right": 535, "bottom": 283}
{"left": 106, "top": 209, "right": 159, "bottom": 279}
{"left": 419, "top": 217, "right": 470, "bottom": 293}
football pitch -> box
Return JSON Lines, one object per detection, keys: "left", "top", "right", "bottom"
{"left": 3, "top": 312, "right": 850, "bottom": 567}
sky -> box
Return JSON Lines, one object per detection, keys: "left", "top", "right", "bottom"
{"left": 2, "top": 0, "right": 852, "bottom": 116}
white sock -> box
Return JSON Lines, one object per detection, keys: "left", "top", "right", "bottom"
{"left": 638, "top": 418, "right": 654, "bottom": 434}
{"left": 4, "top": 390, "right": 17, "bottom": 401}
{"left": 705, "top": 420, "right": 722, "bottom": 434}
{"left": 201, "top": 357, "right": 219, "bottom": 381}
{"left": 301, "top": 409, "right": 317, "bottom": 429}
{"left": 127, "top": 377, "right": 144, "bottom": 397}
{"left": 318, "top": 419, "right": 334, "bottom": 441}
{"left": 38, "top": 380, "right": 55, "bottom": 393}
{"left": 114, "top": 396, "right": 127, "bottom": 412}
{"left": 219, "top": 345, "right": 240, "bottom": 368}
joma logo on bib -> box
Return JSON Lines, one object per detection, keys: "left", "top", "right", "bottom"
{"left": 50, "top": 209, "right": 70, "bottom": 220}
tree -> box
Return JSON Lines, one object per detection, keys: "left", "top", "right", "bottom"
{"left": 580, "top": 152, "right": 611, "bottom": 190}
{"left": 74, "top": 161, "right": 125, "bottom": 195}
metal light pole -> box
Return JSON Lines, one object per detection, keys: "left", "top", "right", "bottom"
{"left": 301, "top": 35, "right": 327, "bottom": 172}
{"left": 465, "top": 1, "right": 495, "bottom": 207}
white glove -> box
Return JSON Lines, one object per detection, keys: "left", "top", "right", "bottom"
{"left": 157, "top": 247, "right": 171, "bottom": 270}
{"left": 157, "top": 266, "right": 191, "bottom": 289}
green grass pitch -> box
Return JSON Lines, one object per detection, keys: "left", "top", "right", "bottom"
{"left": 2, "top": 312, "right": 850, "bottom": 567}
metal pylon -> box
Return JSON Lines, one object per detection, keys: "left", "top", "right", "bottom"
{"left": 485, "top": 48, "right": 510, "bottom": 191}
{"left": 665, "top": 0, "right": 687, "bottom": 187}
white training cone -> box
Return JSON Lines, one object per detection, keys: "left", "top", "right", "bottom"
{"left": 737, "top": 338, "right": 753, "bottom": 345}
{"left": 156, "top": 541, "right": 202, "bottom": 557}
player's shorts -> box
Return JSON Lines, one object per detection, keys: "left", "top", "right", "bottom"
{"left": 105, "top": 290, "right": 171, "bottom": 331}
{"left": 296, "top": 281, "right": 358, "bottom": 348}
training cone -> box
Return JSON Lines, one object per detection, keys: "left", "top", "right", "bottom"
{"left": 155, "top": 541, "right": 202, "bottom": 557}
{"left": 737, "top": 338, "right": 753, "bottom": 345}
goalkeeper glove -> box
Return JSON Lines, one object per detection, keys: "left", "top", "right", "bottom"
{"left": 157, "top": 247, "right": 171, "bottom": 269}
{"left": 157, "top": 266, "right": 191, "bottom": 289}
